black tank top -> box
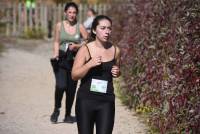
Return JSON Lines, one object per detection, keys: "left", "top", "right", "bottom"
{"left": 77, "top": 45, "right": 116, "bottom": 101}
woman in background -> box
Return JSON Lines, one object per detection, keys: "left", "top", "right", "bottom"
{"left": 50, "top": 2, "right": 88, "bottom": 123}
{"left": 83, "top": 8, "right": 96, "bottom": 33}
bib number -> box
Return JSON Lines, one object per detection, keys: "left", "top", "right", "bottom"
{"left": 90, "top": 79, "right": 108, "bottom": 93}
{"left": 65, "top": 43, "right": 69, "bottom": 51}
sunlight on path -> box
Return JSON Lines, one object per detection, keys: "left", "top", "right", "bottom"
{"left": 0, "top": 40, "right": 147, "bottom": 134}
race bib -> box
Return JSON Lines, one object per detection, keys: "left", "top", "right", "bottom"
{"left": 90, "top": 79, "right": 108, "bottom": 93}
{"left": 74, "top": 34, "right": 80, "bottom": 39}
{"left": 65, "top": 43, "right": 69, "bottom": 51}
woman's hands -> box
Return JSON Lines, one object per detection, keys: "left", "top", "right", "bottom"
{"left": 87, "top": 56, "right": 102, "bottom": 68}
{"left": 68, "top": 43, "right": 78, "bottom": 51}
{"left": 87, "top": 56, "right": 121, "bottom": 78}
{"left": 69, "top": 43, "right": 84, "bottom": 52}
{"left": 53, "top": 54, "right": 59, "bottom": 59}
{"left": 111, "top": 65, "right": 120, "bottom": 78}
{"left": 88, "top": 57, "right": 120, "bottom": 77}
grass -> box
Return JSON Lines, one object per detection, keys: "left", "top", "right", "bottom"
{"left": 0, "top": 43, "right": 5, "bottom": 55}
{"left": 21, "top": 27, "right": 45, "bottom": 39}
{"left": 0, "top": 23, "right": 6, "bottom": 36}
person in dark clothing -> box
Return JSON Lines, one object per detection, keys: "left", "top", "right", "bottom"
{"left": 50, "top": 2, "right": 88, "bottom": 124}
{"left": 72, "top": 15, "right": 121, "bottom": 134}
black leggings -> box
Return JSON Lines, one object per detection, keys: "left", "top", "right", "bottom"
{"left": 54, "top": 67, "right": 77, "bottom": 116}
{"left": 75, "top": 98, "right": 115, "bottom": 134}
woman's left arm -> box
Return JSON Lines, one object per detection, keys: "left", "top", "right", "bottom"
{"left": 111, "top": 46, "right": 121, "bottom": 78}
{"left": 80, "top": 24, "right": 88, "bottom": 40}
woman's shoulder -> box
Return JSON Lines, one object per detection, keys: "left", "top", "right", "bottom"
{"left": 79, "top": 23, "right": 86, "bottom": 30}
{"left": 80, "top": 42, "right": 95, "bottom": 51}
{"left": 78, "top": 22, "right": 84, "bottom": 27}
{"left": 55, "top": 21, "right": 63, "bottom": 29}
{"left": 77, "top": 44, "right": 92, "bottom": 58}
{"left": 86, "top": 41, "right": 95, "bottom": 47}
{"left": 80, "top": 43, "right": 91, "bottom": 51}
{"left": 109, "top": 43, "right": 120, "bottom": 58}
{"left": 80, "top": 42, "right": 92, "bottom": 51}
{"left": 114, "top": 45, "right": 120, "bottom": 51}
{"left": 56, "top": 21, "right": 64, "bottom": 25}
{"left": 114, "top": 45, "right": 120, "bottom": 58}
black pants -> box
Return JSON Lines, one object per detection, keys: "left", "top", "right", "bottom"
{"left": 54, "top": 67, "right": 77, "bottom": 116}
{"left": 75, "top": 98, "right": 115, "bottom": 134}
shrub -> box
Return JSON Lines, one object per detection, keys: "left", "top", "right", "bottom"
{"left": 0, "top": 23, "right": 6, "bottom": 35}
{"left": 22, "top": 27, "right": 45, "bottom": 39}
{"left": 109, "top": 0, "right": 200, "bottom": 133}
{"left": 0, "top": 43, "right": 5, "bottom": 54}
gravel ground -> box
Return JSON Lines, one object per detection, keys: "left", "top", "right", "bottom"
{"left": 0, "top": 39, "right": 148, "bottom": 134}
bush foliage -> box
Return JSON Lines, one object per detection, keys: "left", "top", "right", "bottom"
{"left": 22, "top": 27, "right": 45, "bottom": 39}
{"left": 109, "top": 0, "right": 200, "bottom": 133}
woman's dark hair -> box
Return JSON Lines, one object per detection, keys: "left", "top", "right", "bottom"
{"left": 88, "top": 15, "right": 112, "bottom": 42}
{"left": 64, "top": 2, "right": 79, "bottom": 13}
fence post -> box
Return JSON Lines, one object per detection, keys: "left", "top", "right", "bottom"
{"left": 58, "top": 4, "right": 62, "bottom": 22}
{"left": 40, "top": 4, "right": 45, "bottom": 33}
{"left": 53, "top": 4, "right": 57, "bottom": 27}
{"left": 103, "top": 4, "right": 107, "bottom": 15}
{"left": 6, "top": 4, "right": 11, "bottom": 36}
{"left": 79, "top": 4, "right": 83, "bottom": 23}
{"left": 44, "top": 5, "right": 48, "bottom": 36}
{"left": 82, "top": 4, "right": 88, "bottom": 23}
{"left": 47, "top": 5, "right": 53, "bottom": 38}
{"left": 93, "top": 4, "right": 97, "bottom": 15}
{"left": 34, "top": 4, "right": 39, "bottom": 30}
{"left": 24, "top": 4, "right": 27, "bottom": 33}
{"left": 18, "top": 3, "right": 21, "bottom": 35}
{"left": 5, "top": 2, "right": 109, "bottom": 37}
{"left": 12, "top": 3, "right": 17, "bottom": 36}
{"left": 28, "top": 7, "right": 31, "bottom": 28}
{"left": 98, "top": 4, "right": 102, "bottom": 15}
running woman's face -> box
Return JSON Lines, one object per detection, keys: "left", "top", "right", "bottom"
{"left": 65, "top": 7, "right": 77, "bottom": 22}
{"left": 94, "top": 19, "right": 112, "bottom": 42}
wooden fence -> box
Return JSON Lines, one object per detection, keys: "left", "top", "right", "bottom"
{"left": 0, "top": 3, "right": 110, "bottom": 37}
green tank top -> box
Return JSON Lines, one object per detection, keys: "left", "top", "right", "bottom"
{"left": 59, "top": 21, "right": 81, "bottom": 51}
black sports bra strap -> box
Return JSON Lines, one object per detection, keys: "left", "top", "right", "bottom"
{"left": 85, "top": 45, "right": 92, "bottom": 59}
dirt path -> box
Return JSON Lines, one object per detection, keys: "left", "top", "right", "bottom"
{"left": 0, "top": 39, "right": 148, "bottom": 134}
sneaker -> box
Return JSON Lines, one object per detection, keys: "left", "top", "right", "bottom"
{"left": 63, "top": 115, "right": 76, "bottom": 123}
{"left": 50, "top": 110, "right": 60, "bottom": 123}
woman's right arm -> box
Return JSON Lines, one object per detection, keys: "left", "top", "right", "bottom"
{"left": 72, "top": 46, "right": 91, "bottom": 80}
{"left": 111, "top": 46, "right": 121, "bottom": 78}
{"left": 53, "top": 22, "right": 61, "bottom": 58}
